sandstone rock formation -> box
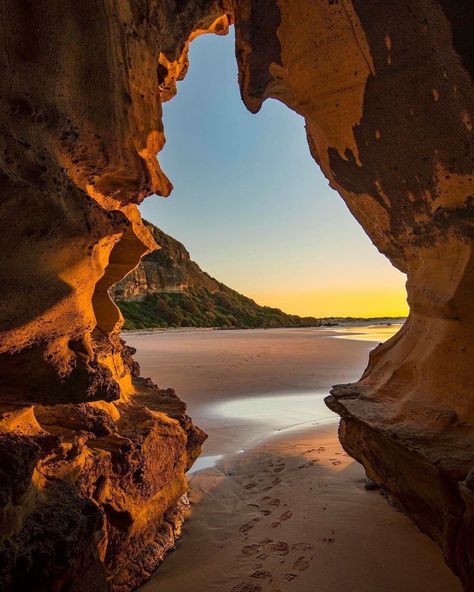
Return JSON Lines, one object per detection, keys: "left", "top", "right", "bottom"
{"left": 0, "top": 1, "right": 228, "bottom": 590}
{"left": 112, "top": 221, "right": 220, "bottom": 301}
{"left": 0, "top": 0, "right": 472, "bottom": 591}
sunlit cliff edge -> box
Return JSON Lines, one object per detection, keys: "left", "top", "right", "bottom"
{"left": 112, "top": 220, "right": 330, "bottom": 329}
{"left": 112, "top": 221, "right": 404, "bottom": 329}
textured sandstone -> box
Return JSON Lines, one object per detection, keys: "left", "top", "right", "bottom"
{"left": 0, "top": 0, "right": 230, "bottom": 401}
{"left": 0, "top": 375, "right": 205, "bottom": 592}
{"left": 112, "top": 221, "right": 220, "bottom": 300}
{"left": 0, "top": 1, "right": 227, "bottom": 590}
{"left": 0, "top": 0, "right": 472, "bottom": 591}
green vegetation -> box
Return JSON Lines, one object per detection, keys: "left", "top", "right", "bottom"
{"left": 118, "top": 286, "right": 321, "bottom": 330}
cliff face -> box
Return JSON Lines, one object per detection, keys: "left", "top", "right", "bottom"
{"left": 0, "top": 1, "right": 473, "bottom": 591}
{"left": 112, "top": 221, "right": 322, "bottom": 329}
{"left": 112, "top": 221, "right": 219, "bottom": 300}
{"left": 0, "top": 2, "right": 228, "bottom": 591}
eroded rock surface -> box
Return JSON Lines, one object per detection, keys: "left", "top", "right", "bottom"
{"left": 0, "top": 0, "right": 472, "bottom": 590}
{"left": 112, "top": 221, "right": 220, "bottom": 301}
{"left": 0, "top": 375, "right": 205, "bottom": 592}
{"left": 0, "top": 1, "right": 227, "bottom": 590}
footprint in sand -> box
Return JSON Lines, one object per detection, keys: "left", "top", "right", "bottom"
{"left": 297, "top": 462, "right": 312, "bottom": 469}
{"left": 259, "top": 509, "right": 272, "bottom": 516}
{"left": 271, "top": 522, "right": 281, "bottom": 528}
{"left": 239, "top": 519, "right": 259, "bottom": 534}
{"left": 241, "top": 544, "right": 261, "bottom": 557}
{"left": 267, "top": 498, "right": 281, "bottom": 506}
{"left": 284, "top": 574, "right": 298, "bottom": 581}
{"left": 291, "top": 542, "right": 314, "bottom": 552}
{"left": 273, "top": 466, "right": 285, "bottom": 473}
{"left": 250, "top": 570, "right": 272, "bottom": 581}
{"left": 230, "top": 581, "right": 262, "bottom": 592}
{"left": 292, "top": 556, "right": 310, "bottom": 571}
{"left": 316, "top": 447, "right": 326, "bottom": 452}
{"left": 244, "top": 482, "right": 258, "bottom": 489}
{"left": 330, "top": 460, "right": 342, "bottom": 466}
{"left": 279, "top": 510, "right": 293, "bottom": 522}
{"left": 269, "top": 541, "right": 289, "bottom": 556}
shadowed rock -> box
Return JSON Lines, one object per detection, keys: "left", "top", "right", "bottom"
{"left": 0, "top": 0, "right": 472, "bottom": 590}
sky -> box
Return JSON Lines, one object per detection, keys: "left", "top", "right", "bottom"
{"left": 140, "top": 29, "right": 408, "bottom": 318}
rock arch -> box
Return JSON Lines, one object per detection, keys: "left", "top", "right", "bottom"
{"left": 0, "top": 1, "right": 472, "bottom": 590}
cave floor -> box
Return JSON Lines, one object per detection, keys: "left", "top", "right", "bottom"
{"left": 127, "top": 327, "right": 461, "bottom": 592}
{"left": 141, "top": 425, "right": 462, "bottom": 592}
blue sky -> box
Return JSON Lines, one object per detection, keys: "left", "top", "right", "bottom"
{"left": 140, "top": 29, "right": 408, "bottom": 317}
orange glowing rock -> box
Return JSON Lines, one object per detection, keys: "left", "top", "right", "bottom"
{"left": 0, "top": 1, "right": 472, "bottom": 591}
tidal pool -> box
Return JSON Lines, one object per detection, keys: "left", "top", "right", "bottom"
{"left": 211, "top": 390, "right": 335, "bottom": 433}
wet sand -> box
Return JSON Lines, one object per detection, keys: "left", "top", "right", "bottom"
{"left": 126, "top": 327, "right": 380, "bottom": 458}
{"left": 126, "top": 327, "right": 462, "bottom": 592}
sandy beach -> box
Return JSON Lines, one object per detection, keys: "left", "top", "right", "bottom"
{"left": 125, "top": 327, "right": 462, "bottom": 592}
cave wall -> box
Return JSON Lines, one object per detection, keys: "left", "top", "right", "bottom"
{"left": 0, "top": 0, "right": 230, "bottom": 402}
{"left": 0, "top": 0, "right": 472, "bottom": 590}
{"left": 0, "top": 1, "right": 229, "bottom": 590}
{"left": 232, "top": 0, "right": 473, "bottom": 587}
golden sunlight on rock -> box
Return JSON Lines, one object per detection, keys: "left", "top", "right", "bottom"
{"left": 0, "top": 1, "right": 472, "bottom": 591}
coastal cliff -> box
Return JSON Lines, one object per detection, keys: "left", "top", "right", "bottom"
{"left": 0, "top": 1, "right": 472, "bottom": 591}
{"left": 112, "top": 221, "right": 322, "bottom": 329}
{"left": 112, "top": 222, "right": 219, "bottom": 301}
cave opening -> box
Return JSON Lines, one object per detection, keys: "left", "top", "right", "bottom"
{"left": 120, "top": 24, "right": 413, "bottom": 480}
{"left": 118, "top": 25, "right": 420, "bottom": 587}
{"left": 139, "top": 27, "right": 409, "bottom": 321}
{"left": 115, "top": 15, "right": 470, "bottom": 589}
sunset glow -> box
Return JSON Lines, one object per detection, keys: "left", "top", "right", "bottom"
{"left": 249, "top": 287, "right": 408, "bottom": 319}
{"left": 140, "top": 30, "right": 408, "bottom": 319}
